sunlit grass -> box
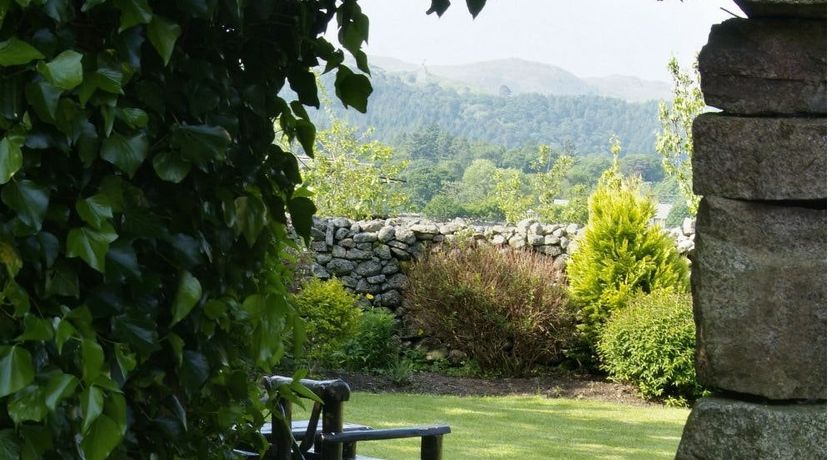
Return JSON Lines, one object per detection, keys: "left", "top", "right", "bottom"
{"left": 317, "top": 393, "right": 689, "bottom": 460}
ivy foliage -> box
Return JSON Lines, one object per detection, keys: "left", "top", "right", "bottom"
{"left": 0, "top": 0, "right": 375, "bottom": 458}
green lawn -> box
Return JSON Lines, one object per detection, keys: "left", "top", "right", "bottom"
{"left": 324, "top": 393, "right": 689, "bottom": 460}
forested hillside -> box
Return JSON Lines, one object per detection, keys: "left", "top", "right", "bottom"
{"left": 314, "top": 70, "right": 662, "bottom": 154}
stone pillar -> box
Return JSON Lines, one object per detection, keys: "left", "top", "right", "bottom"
{"left": 676, "top": 1, "right": 826, "bottom": 459}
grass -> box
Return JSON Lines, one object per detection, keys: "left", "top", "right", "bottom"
{"left": 315, "top": 393, "right": 689, "bottom": 460}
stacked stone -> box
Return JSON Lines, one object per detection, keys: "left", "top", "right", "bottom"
{"left": 676, "top": 1, "right": 826, "bottom": 458}
{"left": 307, "top": 216, "right": 582, "bottom": 311}
{"left": 666, "top": 217, "right": 696, "bottom": 256}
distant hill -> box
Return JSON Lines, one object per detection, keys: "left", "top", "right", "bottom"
{"left": 368, "top": 56, "right": 672, "bottom": 103}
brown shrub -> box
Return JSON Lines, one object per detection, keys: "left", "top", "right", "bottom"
{"left": 403, "top": 244, "right": 578, "bottom": 376}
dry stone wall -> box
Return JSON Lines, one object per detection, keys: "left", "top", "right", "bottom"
{"left": 306, "top": 216, "right": 696, "bottom": 312}
{"left": 676, "top": 1, "right": 826, "bottom": 458}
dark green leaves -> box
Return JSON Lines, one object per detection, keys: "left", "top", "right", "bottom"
{"left": 100, "top": 132, "right": 149, "bottom": 177}
{"left": 80, "top": 414, "right": 122, "bottom": 460}
{"left": 25, "top": 81, "right": 62, "bottom": 121}
{"left": 233, "top": 195, "right": 267, "bottom": 246}
{"left": 1, "top": 179, "right": 49, "bottom": 231}
{"left": 8, "top": 385, "right": 47, "bottom": 424}
{"left": 147, "top": 15, "right": 181, "bottom": 66}
{"left": 426, "top": 0, "right": 450, "bottom": 16}
{"left": 335, "top": 65, "right": 372, "bottom": 113}
{"left": 171, "top": 124, "right": 230, "bottom": 164}
{"left": 0, "top": 38, "right": 44, "bottom": 66}
{"left": 66, "top": 224, "right": 118, "bottom": 272}
{"left": 81, "top": 339, "right": 104, "bottom": 383}
{"left": 465, "top": 0, "right": 487, "bottom": 17}
{"left": 114, "top": 0, "right": 153, "bottom": 32}
{"left": 44, "top": 373, "right": 78, "bottom": 410}
{"left": 152, "top": 151, "right": 190, "bottom": 183}
{"left": 81, "top": 385, "right": 104, "bottom": 431}
{"left": 0, "top": 346, "right": 34, "bottom": 398}
{"left": 170, "top": 271, "right": 201, "bottom": 326}
{"left": 37, "top": 50, "right": 83, "bottom": 90}
{"left": 0, "top": 135, "right": 24, "bottom": 184}
{"left": 76, "top": 194, "right": 113, "bottom": 229}
{"left": 288, "top": 197, "right": 315, "bottom": 245}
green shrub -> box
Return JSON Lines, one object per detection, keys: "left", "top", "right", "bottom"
{"left": 292, "top": 278, "right": 362, "bottom": 364}
{"left": 567, "top": 159, "right": 689, "bottom": 346}
{"left": 335, "top": 308, "right": 401, "bottom": 371}
{"left": 598, "top": 290, "right": 705, "bottom": 405}
{"left": 404, "top": 244, "right": 578, "bottom": 376}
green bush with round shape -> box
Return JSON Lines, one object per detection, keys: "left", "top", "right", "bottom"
{"left": 292, "top": 278, "right": 362, "bottom": 365}
{"left": 567, "top": 160, "right": 689, "bottom": 347}
{"left": 404, "top": 244, "right": 578, "bottom": 376}
{"left": 597, "top": 289, "right": 705, "bottom": 405}
{"left": 335, "top": 307, "right": 401, "bottom": 372}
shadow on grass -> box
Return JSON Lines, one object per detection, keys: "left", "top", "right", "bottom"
{"left": 337, "top": 393, "right": 689, "bottom": 460}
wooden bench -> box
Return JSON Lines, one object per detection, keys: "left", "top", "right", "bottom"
{"left": 260, "top": 375, "right": 451, "bottom": 460}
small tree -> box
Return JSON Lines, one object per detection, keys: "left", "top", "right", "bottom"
{"left": 567, "top": 138, "right": 689, "bottom": 345}
{"left": 656, "top": 56, "right": 705, "bottom": 215}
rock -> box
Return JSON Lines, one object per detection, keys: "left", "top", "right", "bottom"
{"left": 541, "top": 246, "right": 562, "bottom": 257}
{"left": 553, "top": 254, "right": 568, "bottom": 271}
{"left": 378, "top": 226, "right": 395, "bottom": 242}
{"left": 682, "top": 217, "right": 695, "bottom": 237}
{"left": 340, "top": 275, "right": 358, "bottom": 289}
{"left": 310, "top": 227, "right": 326, "bottom": 241}
{"left": 559, "top": 237, "right": 569, "bottom": 249}
{"left": 311, "top": 263, "right": 329, "bottom": 279}
{"left": 326, "top": 259, "right": 355, "bottom": 276}
{"left": 310, "top": 241, "right": 326, "bottom": 252}
{"left": 315, "top": 254, "right": 332, "bottom": 265}
{"left": 356, "top": 242, "right": 372, "bottom": 251}
{"left": 374, "top": 290, "right": 401, "bottom": 308}
{"left": 332, "top": 217, "right": 351, "bottom": 228}
{"left": 394, "top": 228, "right": 416, "bottom": 245}
{"left": 338, "top": 239, "right": 355, "bottom": 249}
{"left": 732, "top": 0, "right": 826, "bottom": 19}
{"left": 700, "top": 18, "right": 826, "bottom": 114}
{"left": 355, "top": 279, "right": 381, "bottom": 295}
{"left": 567, "top": 239, "right": 580, "bottom": 255}
{"left": 544, "top": 234, "right": 560, "bottom": 245}
{"left": 676, "top": 397, "right": 826, "bottom": 460}
{"left": 692, "top": 114, "right": 826, "bottom": 200}
{"left": 366, "top": 274, "right": 386, "bottom": 284}
{"left": 390, "top": 247, "right": 411, "bottom": 260}
{"left": 334, "top": 227, "right": 350, "bottom": 240}
{"left": 439, "top": 222, "right": 461, "bottom": 234}
{"left": 385, "top": 273, "right": 408, "bottom": 290}
{"left": 677, "top": 239, "right": 695, "bottom": 253}
{"left": 360, "top": 220, "right": 384, "bottom": 232}
{"left": 425, "top": 349, "right": 449, "bottom": 362}
{"left": 528, "top": 222, "right": 544, "bottom": 236}
{"left": 331, "top": 246, "right": 347, "bottom": 258}
{"left": 325, "top": 222, "right": 335, "bottom": 246}
{"left": 350, "top": 222, "right": 361, "bottom": 233}
{"left": 374, "top": 244, "right": 392, "bottom": 260}
{"left": 693, "top": 196, "right": 825, "bottom": 399}
{"left": 508, "top": 235, "right": 526, "bottom": 249}
{"left": 344, "top": 248, "right": 373, "bottom": 260}
{"left": 410, "top": 223, "right": 438, "bottom": 234}
{"left": 353, "top": 232, "right": 378, "bottom": 243}
{"left": 381, "top": 260, "right": 400, "bottom": 275}
{"left": 552, "top": 228, "right": 565, "bottom": 238}
{"left": 491, "top": 234, "right": 506, "bottom": 245}
{"left": 355, "top": 260, "right": 383, "bottom": 277}
{"left": 528, "top": 235, "right": 545, "bottom": 246}
{"left": 516, "top": 219, "right": 535, "bottom": 231}
{"left": 447, "top": 349, "right": 467, "bottom": 365}
{"left": 387, "top": 240, "right": 409, "bottom": 250}
{"left": 432, "top": 235, "right": 445, "bottom": 243}
{"left": 565, "top": 223, "right": 579, "bottom": 235}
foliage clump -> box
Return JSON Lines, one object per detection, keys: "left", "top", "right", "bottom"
{"left": 334, "top": 307, "right": 402, "bottom": 372}
{"left": 598, "top": 290, "right": 705, "bottom": 406}
{"left": 404, "top": 244, "right": 578, "bottom": 376}
{"left": 292, "top": 278, "right": 362, "bottom": 366}
{"left": 567, "top": 141, "right": 689, "bottom": 346}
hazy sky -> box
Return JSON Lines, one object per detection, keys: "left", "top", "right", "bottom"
{"left": 348, "top": 0, "right": 745, "bottom": 83}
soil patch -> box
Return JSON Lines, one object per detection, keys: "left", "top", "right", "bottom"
{"left": 319, "top": 370, "right": 652, "bottom": 406}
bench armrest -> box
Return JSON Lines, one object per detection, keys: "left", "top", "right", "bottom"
{"left": 321, "top": 425, "right": 451, "bottom": 444}
{"left": 264, "top": 375, "right": 351, "bottom": 403}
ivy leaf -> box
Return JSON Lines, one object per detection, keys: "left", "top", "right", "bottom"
{"left": 288, "top": 196, "right": 316, "bottom": 245}
{"left": 334, "top": 65, "right": 372, "bottom": 113}
{"left": 179, "top": 350, "right": 209, "bottom": 396}
{"left": 44, "top": 372, "right": 78, "bottom": 410}
{"left": 170, "top": 271, "right": 201, "bottom": 326}
{"left": 66, "top": 224, "right": 118, "bottom": 273}
{"left": 24, "top": 80, "right": 62, "bottom": 122}
{"left": 80, "top": 385, "right": 104, "bottom": 432}
{"left": 17, "top": 314, "right": 53, "bottom": 341}
{"left": 113, "top": 344, "right": 136, "bottom": 377}
{"left": 152, "top": 151, "right": 190, "bottom": 183}
{"left": 93, "top": 68, "right": 123, "bottom": 94}
{"left": 54, "top": 318, "right": 76, "bottom": 353}
{"left": 233, "top": 195, "right": 267, "bottom": 246}
{"left": 0, "top": 345, "right": 34, "bottom": 398}
{"left": 81, "top": 0, "right": 108, "bottom": 12}
{"left": 100, "top": 132, "right": 148, "bottom": 178}
{"left": 81, "top": 339, "right": 104, "bottom": 383}
{"left": 0, "top": 135, "right": 24, "bottom": 184}
{"left": 147, "top": 15, "right": 181, "bottom": 66}
{"left": 172, "top": 124, "right": 230, "bottom": 164}
{"left": 0, "top": 430, "right": 18, "bottom": 460}
{"left": 37, "top": 50, "right": 83, "bottom": 90}
{"left": 465, "top": 0, "right": 487, "bottom": 17}
{"left": 8, "top": 384, "right": 47, "bottom": 424}
{"left": 0, "top": 38, "right": 44, "bottom": 67}
{"left": 104, "top": 392, "right": 127, "bottom": 435}
{"left": 80, "top": 414, "right": 122, "bottom": 460}
{"left": 1, "top": 179, "right": 49, "bottom": 231}
{"left": 46, "top": 260, "right": 80, "bottom": 298}
{"left": 76, "top": 194, "right": 113, "bottom": 229}
{"left": 114, "top": 0, "right": 153, "bottom": 32}
{"left": 294, "top": 119, "right": 315, "bottom": 158}
{"left": 118, "top": 107, "right": 148, "bottom": 129}
{"left": 112, "top": 314, "right": 158, "bottom": 355}
{"left": 0, "top": 240, "right": 21, "bottom": 277}
{"left": 426, "top": 0, "right": 450, "bottom": 16}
